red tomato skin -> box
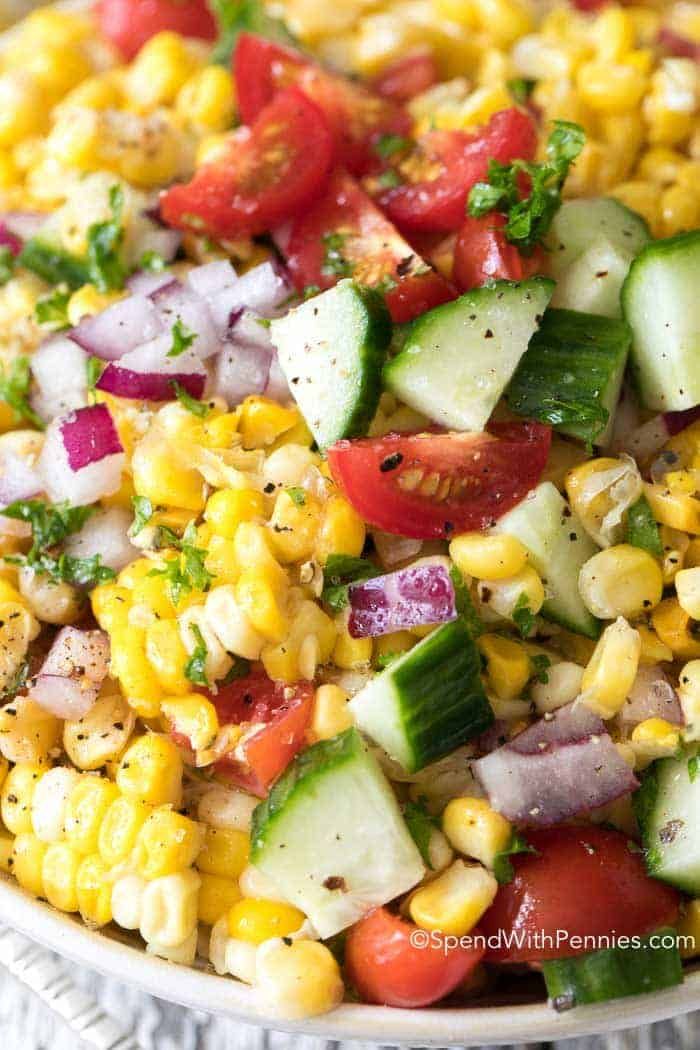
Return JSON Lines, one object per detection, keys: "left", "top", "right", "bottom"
{"left": 657, "top": 27, "right": 700, "bottom": 59}
{"left": 95, "top": 0, "right": 216, "bottom": 60}
{"left": 160, "top": 87, "right": 334, "bottom": 239}
{"left": 380, "top": 108, "right": 538, "bottom": 235}
{"left": 453, "top": 213, "right": 524, "bottom": 290}
{"left": 212, "top": 673, "right": 314, "bottom": 797}
{"left": 345, "top": 908, "right": 484, "bottom": 1008}
{"left": 281, "top": 168, "right": 454, "bottom": 324}
{"left": 372, "top": 51, "right": 440, "bottom": 103}
{"left": 234, "top": 33, "right": 410, "bottom": 176}
{"left": 328, "top": 422, "right": 552, "bottom": 540}
{"left": 480, "top": 826, "right": 681, "bottom": 964}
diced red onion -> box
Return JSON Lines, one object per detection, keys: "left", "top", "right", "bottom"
{"left": 38, "top": 404, "right": 125, "bottom": 506}
{"left": 126, "top": 270, "right": 174, "bottom": 296}
{"left": 186, "top": 260, "right": 237, "bottom": 299}
{"left": 620, "top": 664, "right": 684, "bottom": 726}
{"left": 30, "top": 336, "right": 89, "bottom": 423}
{"left": 31, "top": 627, "right": 110, "bottom": 720}
{"left": 473, "top": 702, "right": 638, "bottom": 826}
{"left": 665, "top": 405, "right": 700, "bottom": 435}
{"left": 0, "top": 211, "right": 46, "bottom": 242}
{"left": 0, "top": 224, "right": 21, "bottom": 256}
{"left": 372, "top": 530, "right": 423, "bottom": 568}
{"left": 348, "top": 560, "right": 456, "bottom": 638}
{"left": 265, "top": 354, "right": 290, "bottom": 402}
{"left": 0, "top": 450, "right": 42, "bottom": 507}
{"left": 136, "top": 225, "right": 182, "bottom": 264}
{"left": 152, "top": 281, "right": 220, "bottom": 359}
{"left": 71, "top": 295, "right": 164, "bottom": 361}
{"left": 63, "top": 506, "right": 138, "bottom": 573}
{"left": 212, "top": 342, "right": 271, "bottom": 406}
{"left": 229, "top": 308, "right": 275, "bottom": 351}
{"left": 474, "top": 720, "right": 509, "bottom": 755}
{"left": 96, "top": 334, "right": 208, "bottom": 401}
{"left": 207, "top": 261, "right": 293, "bottom": 330}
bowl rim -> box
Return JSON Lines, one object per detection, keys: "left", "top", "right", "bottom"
{"left": 2, "top": 875, "right": 699, "bottom": 1045}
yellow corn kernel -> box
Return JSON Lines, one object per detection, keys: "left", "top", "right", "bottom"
{"left": 0, "top": 696, "right": 60, "bottom": 767}
{"left": 76, "top": 854, "right": 112, "bottom": 927}
{"left": 686, "top": 538, "right": 700, "bottom": 568}
{"left": 145, "top": 619, "right": 190, "bottom": 695}
{"left": 268, "top": 490, "right": 320, "bottom": 563}
{"left": 593, "top": 6, "right": 635, "bottom": 62}
{"left": 577, "top": 61, "right": 648, "bottom": 114}
{"left": 67, "top": 284, "right": 122, "bottom": 327}
{"left": 90, "top": 582, "right": 130, "bottom": 632}
{"left": 161, "top": 693, "right": 219, "bottom": 753}
{"left": 64, "top": 777, "right": 119, "bottom": 855}
{"left": 478, "top": 564, "right": 545, "bottom": 624}
{"left": 196, "top": 132, "right": 230, "bottom": 167}
{"left": 132, "top": 435, "right": 205, "bottom": 512}
{"left": 0, "top": 579, "right": 25, "bottom": 607}
{"left": 0, "top": 153, "right": 18, "bottom": 188}
{"left": 98, "top": 795, "right": 150, "bottom": 868}
{"left": 310, "top": 684, "right": 353, "bottom": 742}
{"left": 109, "top": 626, "right": 163, "bottom": 718}
{"left": 644, "top": 483, "right": 700, "bottom": 534}
{"left": 660, "top": 184, "right": 700, "bottom": 237}
{"left": 314, "top": 495, "right": 366, "bottom": 565}
{"left": 1, "top": 763, "right": 44, "bottom": 835}
{"left": 11, "top": 832, "right": 47, "bottom": 897}
{"left": 197, "top": 826, "right": 249, "bottom": 879}
{"left": 678, "top": 900, "right": 700, "bottom": 959}
{"left": 409, "top": 860, "right": 498, "bottom": 936}
{"left": 373, "top": 631, "right": 415, "bottom": 667}
{"left": 126, "top": 32, "right": 202, "bottom": 112}
{"left": 0, "top": 755, "right": 6, "bottom": 792}
{"left": 261, "top": 597, "right": 336, "bottom": 682}
{"left": 580, "top": 617, "right": 641, "bottom": 718}
{"left": 637, "top": 624, "right": 674, "bottom": 665}
{"left": 42, "top": 842, "right": 81, "bottom": 912}
{"left": 234, "top": 523, "right": 288, "bottom": 587}
{"left": 665, "top": 470, "right": 696, "bottom": 495}
{"left": 59, "top": 71, "right": 123, "bottom": 112}
{"left": 18, "top": 7, "right": 93, "bottom": 46}
{"left": 333, "top": 618, "right": 373, "bottom": 670}
{"left": 132, "top": 571, "right": 178, "bottom": 620}
{"left": 579, "top": 544, "right": 663, "bottom": 620}
{"left": 135, "top": 808, "right": 203, "bottom": 880}
{"left": 176, "top": 65, "right": 236, "bottom": 131}
{"left": 0, "top": 72, "right": 48, "bottom": 146}
{"left": 198, "top": 872, "right": 241, "bottom": 926}
{"left": 239, "top": 397, "right": 299, "bottom": 449}
{"left": 236, "top": 568, "right": 288, "bottom": 644}
{"left": 611, "top": 181, "right": 660, "bottom": 231}
{"left": 474, "top": 0, "right": 531, "bottom": 45}
{"left": 227, "top": 898, "right": 305, "bottom": 945}
{"left": 203, "top": 410, "right": 240, "bottom": 448}
{"left": 117, "top": 734, "right": 183, "bottom": 807}
{"left": 477, "top": 634, "right": 531, "bottom": 701}
{"left": 442, "top": 797, "right": 512, "bottom": 869}
{"left": 660, "top": 525, "right": 689, "bottom": 585}
{"left": 630, "top": 717, "right": 680, "bottom": 767}
{"left": 676, "top": 567, "right": 700, "bottom": 621}
{"left": 0, "top": 833, "right": 13, "bottom": 873}
{"left": 679, "top": 659, "right": 700, "bottom": 738}
{"left": 255, "top": 938, "right": 343, "bottom": 1019}
{"left": 205, "top": 488, "right": 264, "bottom": 539}
{"left": 637, "top": 146, "right": 686, "bottom": 184}
{"left": 206, "top": 533, "right": 239, "bottom": 584}
{"left": 450, "top": 533, "right": 527, "bottom": 581}
{"left": 652, "top": 598, "right": 700, "bottom": 661}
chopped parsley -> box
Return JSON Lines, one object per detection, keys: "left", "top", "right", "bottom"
{"left": 375, "top": 650, "right": 402, "bottom": 670}
{"left": 513, "top": 592, "right": 536, "bottom": 637}
{"left": 3, "top": 498, "right": 115, "bottom": 587}
{"left": 375, "top": 169, "right": 403, "bottom": 190}
{"left": 626, "top": 495, "right": 663, "bottom": 557}
{"left": 321, "top": 231, "right": 353, "bottom": 279}
{"left": 34, "top": 286, "right": 71, "bottom": 330}
{"left": 86, "top": 184, "right": 127, "bottom": 292}
{"left": 1, "top": 659, "right": 29, "bottom": 703}
{"left": 148, "top": 520, "right": 212, "bottom": 605}
{"left": 171, "top": 380, "right": 211, "bottom": 417}
{"left": 140, "top": 250, "right": 167, "bottom": 272}
{"left": 507, "top": 77, "right": 536, "bottom": 105}
{"left": 130, "top": 495, "right": 154, "bottom": 536}
{"left": 403, "top": 798, "right": 438, "bottom": 869}
{"left": 0, "top": 356, "right": 44, "bottom": 429}
{"left": 0, "top": 245, "right": 15, "bottom": 286}
{"left": 374, "top": 133, "right": 413, "bottom": 160}
{"left": 167, "top": 318, "right": 196, "bottom": 358}
{"left": 219, "top": 656, "right": 251, "bottom": 685}
{"left": 530, "top": 653, "right": 551, "bottom": 684}
{"left": 286, "top": 487, "right": 306, "bottom": 507}
{"left": 210, "top": 0, "right": 295, "bottom": 66}
{"left": 449, "top": 564, "right": 483, "bottom": 638}
{"left": 302, "top": 284, "right": 321, "bottom": 300}
{"left": 493, "top": 832, "right": 537, "bottom": 884}
{"left": 185, "top": 623, "right": 209, "bottom": 686}
{"left": 321, "top": 553, "right": 380, "bottom": 612}
{"left": 688, "top": 754, "right": 699, "bottom": 784}
{"left": 86, "top": 356, "right": 103, "bottom": 401}
{"left": 468, "top": 120, "right": 586, "bottom": 251}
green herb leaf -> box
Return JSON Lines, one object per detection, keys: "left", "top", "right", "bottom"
{"left": 210, "top": 0, "right": 295, "bottom": 66}
{"left": 626, "top": 495, "right": 663, "bottom": 556}
{"left": 2, "top": 498, "right": 114, "bottom": 587}
{"left": 493, "top": 832, "right": 537, "bottom": 884}
{"left": 286, "top": 487, "right": 306, "bottom": 507}
{"left": 140, "top": 250, "right": 167, "bottom": 272}
{"left": 0, "top": 245, "right": 15, "bottom": 286}
{"left": 321, "top": 231, "right": 353, "bottom": 279}
{"left": 86, "top": 184, "right": 127, "bottom": 292}
{"left": 43, "top": 550, "right": 116, "bottom": 587}
{"left": 688, "top": 754, "right": 699, "bottom": 783}
{"left": 185, "top": 623, "right": 209, "bottom": 686}
{"left": 149, "top": 519, "right": 212, "bottom": 605}
{"left": 86, "top": 356, "right": 103, "bottom": 401}
{"left": 0, "top": 356, "right": 44, "bottom": 429}
{"left": 34, "top": 285, "right": 71, "bottom": 330}
{"left": 171, "top": 380, "right": 211, "bottom": 417}
{"left": 302, "top": 284, "right": 321, "bottom": 300}
{"left": 530, "top": 653, "right": 551, "bottom": 684}
{"left": 513, "top": 592, "right": 536, "bottom": 637}
{"left": 449, "top": 564, "right": 483, "bottom": 638}
{"left": 375, "top": 133, "right": 413, "bottom": 160}
{"left": 321, "top": 553, "right": 380, "bottom": 612}
{"left": 375, "top": 169, "right": 404, "bottom": 190}
{"left": 1, "top": 659, "right": 29, "bottom": 702}
{"left": 507, "top": 77, "right": 536, "bottom": 104}
{"left": 167, "top": 318, "right": 196, "bottom": 358}
{"left": 403, "top": 798, "right": 438, "bottom": 869}
{"left": 375, "top": 650, "right": 401, "bottom": 670}
{"left": 219, "top": 657, "right": 251, "bottom": 685}
{"left": 131, "top": 495, "right": 154, "bottom": 536}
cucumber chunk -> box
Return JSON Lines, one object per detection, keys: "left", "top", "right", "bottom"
{"left": 270, "top": 278, "right": 391, "bottom": 449}
{"left": 250, "top": 728, "right": 424, "bottom": 937}
{"left": 19, "top": 238, "right": 91, "bottom": 289}
{"left": 551, "top": 238, "right": 637, "bottom": 319}
{"left": 506, "top": 308, "right": 631, "bottom": 445}
{"left": 622, "top": 230, "right": 700, "bottom": 412}
{"left": 542, "top": 929, "right": 683, "bottom": 1009}
{"left": 634, "top": 750, "right": 700, "bottom": 894}
{"left": 383, "top": 278, "right": 554, "bottom": 433}
{"left": 491, "top": 481, "right": 601, "bottom": 638}
{"left": 348, "top": 619, "right": 494, "bottom": 774}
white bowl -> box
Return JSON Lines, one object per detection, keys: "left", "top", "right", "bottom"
{"left": 1, "top": 873, "right": 699, "bottom": 1044}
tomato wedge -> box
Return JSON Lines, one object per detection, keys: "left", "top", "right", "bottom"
{"left": 160, "top": 87, "right": 334, "bottom": 240}
{"left": 372, "top": 51, "right": 440, "bottom": 103}
{"left": 453, "top": 213, "right": 544, "bottom": 291}
{"left": 234, "top": 33, "right": 411, "bottom": 176}
{"left": 280, "top": 169, "right": 455, "bottom": 324}
{"left": 480, "top": 826, "right": 680, "bottom": 964}
{"left": 657, "top": 27, "right": 700, "bottom": 59}
{"left": 95, "top": 0, "right": 216, "bottom": 60}
{"left": 378, "top": 108, "right": 537, "bottom": 234}
{"left": 211, "top": 671, "right": 314, "bottom": 797}
{"left": 345, "top": 908, "right": 484, "bottom": 1007}
{"left": 328, "top": 422, "right": 552, "bottom": 540}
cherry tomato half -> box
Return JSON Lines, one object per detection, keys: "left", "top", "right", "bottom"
{"left": 95, "top": 0, "right": 216, "bottom": 60}
{"left": 372, "top": 50, "right": 440, "bottom": 103}
{"left": 453, "top": 213, "right": 544, "bottom": 291}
